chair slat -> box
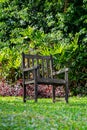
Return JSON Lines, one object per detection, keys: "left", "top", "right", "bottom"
{"left": 37, "top": 58, "right": 40, "bottom": 78}
{"left": 41, "top": 58, "right": 44, "bottom": 78}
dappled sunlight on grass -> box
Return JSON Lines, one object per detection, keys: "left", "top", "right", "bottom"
{"left": 0, "top": 96, "right": 87, "bottom": 130}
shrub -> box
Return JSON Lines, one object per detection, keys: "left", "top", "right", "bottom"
{"left": 0, "top": 79, "right": 65, "bottom": 98}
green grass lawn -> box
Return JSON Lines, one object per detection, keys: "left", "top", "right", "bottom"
{"left": 0, "top": 97, "right": 87, "bottom": 130}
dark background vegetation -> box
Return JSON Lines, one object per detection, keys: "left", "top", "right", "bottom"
{"left": 0, "top": 0, "right": 87, "bottom": 96}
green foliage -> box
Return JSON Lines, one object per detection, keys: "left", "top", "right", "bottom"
{"left": 0, "top": 97, "right": 87, "bottom": 129}
{"left": 39, "top": 32, "right": 87, "bottom": 95}
{"left": 0, "top": 48, "right": 21, "bottom": 81}
{"left": 0, "top": 0, "right": 87, "bottom": 95}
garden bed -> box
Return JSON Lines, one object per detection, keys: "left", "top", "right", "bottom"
{"left": 0, "top": 79, "right": 65, "bottom": 98}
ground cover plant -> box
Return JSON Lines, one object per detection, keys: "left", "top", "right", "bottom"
{"left": 0, "top": 80, "right": 65, "bottom": 98}
{"left": 0, "top": 96, "right": 87, "bottom": 130}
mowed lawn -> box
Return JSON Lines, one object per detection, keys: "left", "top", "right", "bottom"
{"left": 0, "top": 96, "right": 87, "bottom": 130}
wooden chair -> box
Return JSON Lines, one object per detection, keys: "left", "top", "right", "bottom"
{"left": 22, "top": 52, "right": 69, "bottom": 103}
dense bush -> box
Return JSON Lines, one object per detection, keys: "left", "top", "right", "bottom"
{"left": 39, "top": 33, "right": 87, "bottom": 96}
{"left": 0, "top": 0, "right": 87, "bottom": 96}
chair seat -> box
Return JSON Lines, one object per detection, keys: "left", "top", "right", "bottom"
{"left": 24, "top": 78, "right": 66, "bottom": 85}
{"left": 37, "top": 78, "right": 66, "bottom": 85}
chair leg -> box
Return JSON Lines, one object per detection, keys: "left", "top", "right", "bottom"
{"left": 23, "top": 84, "right": 26, "bottom": 103}
{"left": 65, "top": 71, "right": 69, "bottom": 103}
{"left": 65, "top": 83, "right": 68, "bottom": 103}
{"left": 34, "top": 83, "right": 38, "bottom": 102}
{"left": 52, "top": 86, "right": 55, "bottom": 103}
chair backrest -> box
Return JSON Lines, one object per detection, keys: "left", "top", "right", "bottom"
{"left": 22, "top": 52, "right": 53, "bottom": 79}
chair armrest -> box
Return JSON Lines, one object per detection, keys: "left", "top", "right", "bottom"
{"left": 53, "top": 68, "right": 69, "bottom": 75}
{"left": 23, "top": 65, "right": 40, "bottom": 72}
